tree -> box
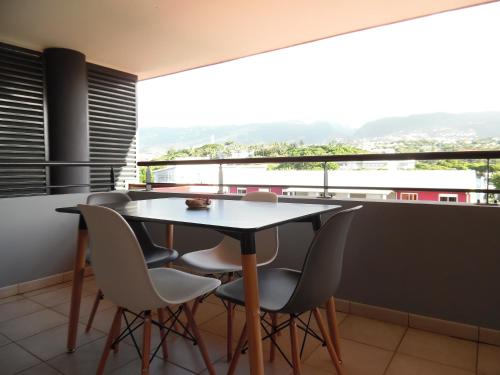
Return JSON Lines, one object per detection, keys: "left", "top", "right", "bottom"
{"left": 491, "top": 172, "right": 500, "bottom": 190}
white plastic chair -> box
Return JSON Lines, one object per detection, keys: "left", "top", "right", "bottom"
{"left": 79, "top": 204, "right": 220, "bottom": 375}
{"left": 84, "top": 192, "right": 179, "bottom": 334}
{"left": 180, "top": 191, "right": 279, "bottom": 360}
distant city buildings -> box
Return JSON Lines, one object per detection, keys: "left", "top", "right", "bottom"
{"left": 152, "top": 162, "right": 479, "bottom": 203}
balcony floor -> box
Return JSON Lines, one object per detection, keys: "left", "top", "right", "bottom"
{"left": 0, "top": 276, "right": 498, "bottom": 375}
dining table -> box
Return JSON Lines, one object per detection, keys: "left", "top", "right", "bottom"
{"left": 56, "top": 196, "right": 342, "bottom": 375}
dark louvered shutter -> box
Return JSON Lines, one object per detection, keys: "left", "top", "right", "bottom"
{"left": 87, "top": 64, "right": 137, "bottom": 191}
{"left": 0, "top": 43, "right": 47, "bottom": 197}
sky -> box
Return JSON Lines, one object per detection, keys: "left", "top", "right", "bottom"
{"left": 138, "top": 2, "right": 500, "bottom": 129}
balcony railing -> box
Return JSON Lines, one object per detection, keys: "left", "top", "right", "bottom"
{"left": 0, "top": 161, "right": 125, "bottom": 194}
{"left": 136, "top": 150, "right": 500, "bottom": 204}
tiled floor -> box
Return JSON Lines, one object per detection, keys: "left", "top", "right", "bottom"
{"left": 1, "top": 277, "right": 499, "bottom": 375}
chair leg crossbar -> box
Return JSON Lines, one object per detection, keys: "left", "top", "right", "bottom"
{"left": 190, "top": 272, "right": 237, "bottom": 362}
{"left": 239, "top": 312, "right": 325, "bottom": 368}
{"left": 98, "top": 304, "right": 218, "bottom": 375}
{"left": 114, "top": 306, "right": 199, "bottom": 362}
{"left": 228, "top": 309, "right": 343, "bottom": 375}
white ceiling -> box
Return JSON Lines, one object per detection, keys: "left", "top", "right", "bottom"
{"left": 0, "top": 0, "right": 495, "bottom": 80}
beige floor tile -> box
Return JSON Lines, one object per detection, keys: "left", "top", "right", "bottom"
{"left": 305, "top": 338, "right": 393, "bottom": 375}
{"left": 398, "top": 328, "right": 477, "bottom": 371}
{"left": 0, "top": 333, "right": 11, "bottom": 347}
{"left": 53, "top": 294, "right": 115, "bottom": 318}
{"left": 200, "top": 355, "right": 292, "bottom": 375}
{"left": 110, "top": 358, "right": 193, "bottom": 374}
{"left": 0, "top": 298, "right": 45, "bottom": 323}
{"left": 82, "top": 278, "right": 99, "bottom": 294}
{"left": 47, "top": 336, "right": 138, "bottom": 375}
{"left": 203, "top": 293, "right": 222, "bottom": 305}
{"left": 17, "top": 322, "right": 104, "bottom": 361}
{"left": 334, "top": 310, "right": 348, "bottom": 325}
{"left": 80, "top": 306, "right": 120, "bottom": 333}
{"left": 478, "top": 343, "right": 500, "bottom": 375}
{"left": 300, "top": 364, "right": 339, "bottom": 375}
{"left": 27, "top": 286, "right": 94, "bottom": 308}
{"left": 199, "top": 308, "right": 247, "bottom": 342}
{"left": 0, "top": 343, "right": 41, "bottom": 374}
{"left": 339, "top": 315, "right": 406, "bottom": 351}
{"left": 0, "top": 308, "right": 67, "bottom": 341}
{"left": 181, "top": 300, "right": 226, "bottom": 325}
{"left": 386, "top": 353, "right": 475, "bottom": 375}
{"left": 161, "top": 329, "right": 226, "bottom": 372}
{"left": 16, "top": 363, "right": 62, "bottom": 375}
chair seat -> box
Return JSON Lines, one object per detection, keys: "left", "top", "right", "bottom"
{"left": 143, "top": 244, "right": 179, "bottom": 268}
{"left": 150, "top": 268, "right": 221, "bottom": 305}
{"left": 181, "top": 247, "right": 245, "bottom": 274}
{"left": 215, "top": 268, "right": 301, "bottom": 313}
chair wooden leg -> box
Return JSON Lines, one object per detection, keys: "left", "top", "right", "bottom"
{"left": 270, "top": 313, "right": 278, "bottom": 362}
{"left": 289, "top": 315, "right": 302, "bottom": 375}
{"left": 157, "top": 308, "right": 169, "bottom": 360}
{"left": 313, "top": 308, "right": 343, "bottom": 375}
{"left": 326, "top": 297, "right": 342, "bottom": 361}
{"left": 227, "top": 301, "right": 233, "bottom": 362}
{"left": 86, "top": 289, "right": 104, "bottom": 333}
{"left": 191, "top": 297, "right": 201, "bottom": 316}
{"left": 226, "top": 271, "right": 234, "bottom": 362}
{"left": 228, "top": 323, "right": 247, "bottom": 375}
{"left": 97, "top": 307, "right": 122, "bottom": 375}
{"left": 183, "top": 303, "right": 216, "bottom": 375}
{"left": 112, "top": 311, "right": 122, "bottom": 353}
{"left": 142, "top": 311, "right": 152, "bottom": 375}
{"left": 67, "top": 228, "right": 88, "bottom": 352}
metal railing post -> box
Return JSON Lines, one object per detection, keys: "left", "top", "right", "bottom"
{"left": 218, "top": 163, "right": 224, "bottom": 194}
{"left": 486, "top": 158, "right": 491, "bottom": 204}
{"left": 146, "top": 166, "right": 152, "bottom": 191}
{"left": 323, "top": 162, "right": 330, "bottom": 198}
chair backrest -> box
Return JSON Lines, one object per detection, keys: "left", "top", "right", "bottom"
{"left": 243, "top": 192, "right": 279, "bottom": 264}
{"left": 216, "top": 191, "right": 279, "bottom": 265}
{"left": 282, "top": 206, "right": 362, "bottom": 314}
{"left": 79, "top": 204, "right": 164, "bottom": 312}
{"left": 86, "top": 192, "right": 132, "bottom": 206}
{"left": 87, "top": 192, "right": 158, "bottom": 252}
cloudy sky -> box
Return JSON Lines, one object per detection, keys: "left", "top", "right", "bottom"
{"left": 138, "top": 2, "right": 500, "bottom": 129}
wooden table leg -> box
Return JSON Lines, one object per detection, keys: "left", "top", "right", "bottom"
{"left": 166, "top": 224, "right": 174, "bottom": 249}
{"left": 166, "top": 224, "right": 174, "bottom": 268}
{"left": 67, "top": 226, "right": 88, "bottom": 352}
{"left": 241, "top": 252, "right": 264, "bottom": 375}
{"left": 326, "top": 297, "right": 342, "bottom": 361}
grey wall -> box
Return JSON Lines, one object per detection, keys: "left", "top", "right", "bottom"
{"left": 0, "top": 193, "right": 90, "bottom": 287}
{"left": 1, "top": 191, "right": 499, "bottom": 330}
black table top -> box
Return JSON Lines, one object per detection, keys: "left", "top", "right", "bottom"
{"left": 56, "top": 197, "right": 342, "bottom": 233}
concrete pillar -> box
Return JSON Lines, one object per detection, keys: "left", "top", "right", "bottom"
{"left": 43, "top": 48, "right": 89, "bottom": 194}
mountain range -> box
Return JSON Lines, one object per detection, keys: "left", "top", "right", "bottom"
{"left": 138, "top": 112, "right": 500, "bottom": 154}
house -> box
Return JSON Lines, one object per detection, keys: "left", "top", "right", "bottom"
{"left": 154, "top": 164, "right": 478, "bottom": 202}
